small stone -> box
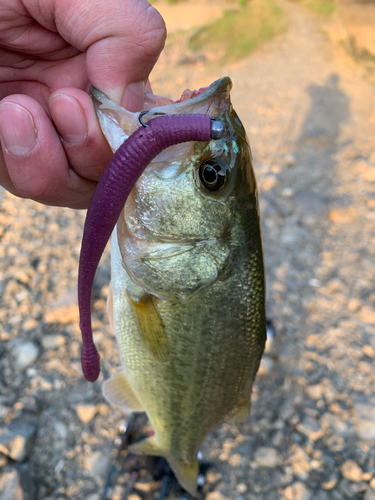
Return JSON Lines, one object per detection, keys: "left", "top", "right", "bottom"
{"left": 358, "top": 307, "right": 375, "bottom": 325}
{"left": 341, "top": 460, "right": 363, "bottom": 482}
{"left": 206, "top": 493, "right": 230, "bottom": 500}
{"left": 353, "top": 395, "right": 375, "bottom": 440}
{"left": 83, "top": 450, "right": 110, "bottom": 478}
{"left": 363, "top": 472, "right": 373, "bottom": 481}
{"left": 348, "top": 298, "right": 361, "bottom": 312}
{"left": 322, "top": 474, "right": 338, "bottom": 490}
{"left": 357, "top": 160, "right": 375, "bottom": 181}
{"left": 0, "top": 421, "right": 37, "bottom": 461}
{"left": 284, "top": 481, "right": 312, "bottom": 500}
{"left": 261, "top": 175, "right": 277, "bottom": 191}
{"left": 127, "top": 495, "right": 142, "bottom": 500}
{"left": 370, "top": 477, "right": 375, "bottom": 489}
{"left": 76, "top": 404, "right": 97, "bottom": 423}
{"left": 54, "top": 421, "right": 68, "bottom": 439}
{"left": 0, "top": 468, "right": 35, "bottom": 500}
{"left": 13, "top": 342, "right": 39, "bottom": 369}
{"left": 305, "top": 384, "right": 323, "bottom": 400}
{"left": 363, "top": 345, "right": 375, "bottom": 358}
{"left": 328, "top": 206, "right": 358, "bottom": 224}
{"left": 285, "top": 153, "right": 296, "bottom": 167}
{"left": 254, "top": 447, "right": 281, "bottom": 467}
{"left": 258, "top": 356, "right": 274, "bottom": 375}
{"left": 290, "top": 446, "right": 311, "bottom": 477}
{"left": 22, "top": 319, "right": 38, "bottom": 331}
{"left": 44, "top": 304, "right": 79, "bottom": 324}
{"left": 297, "top": 416, "right": 323, "bottom": 441}
{"left": 41, "top": 335, "right": 65, "bottom": 350}
{"left": 206, "top": 470, "right": 222, "bottom": 484}
{"left": 237, "top": 483, "right": 247, "bottom": 494}
{"left": 366, "top": 488, "right": 375, "bottom": 500}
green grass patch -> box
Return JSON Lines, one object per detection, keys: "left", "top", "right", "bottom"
{"left": 189, "top": 0, "right": 288, "bottom": 63}
{"left": 288, "top": 0, "right": 337, "bottom": 16}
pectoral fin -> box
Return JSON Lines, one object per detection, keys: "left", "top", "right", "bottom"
{"left": 102, "top": 372, "right": 144, "bottom": 412}
{"left": 127, "top": 292, "right": 169, "bottom": 362}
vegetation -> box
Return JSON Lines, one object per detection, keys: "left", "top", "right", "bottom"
{"left": 189, "top": 0, "right": 288, "bottom": 63}
{"left": 288, "top": 0, "right": 337, "bottom": 16}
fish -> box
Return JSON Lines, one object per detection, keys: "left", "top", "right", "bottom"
{"left": 92, "top": 77, "right": 266, "bottom": 496}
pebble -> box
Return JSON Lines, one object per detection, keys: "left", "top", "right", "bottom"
{"left": 0, "top": 468, "right": 35, "bottom": 500}
{"left": 0, "top": 421, "right": 37, "bottom": 461}
{"left": 41, "top": 335, "right": 65, "bottom": 350}
{"left": 322, "top": 473, "right": 338, "bottom": 490}
{"left": 353, "top": 396, "right": 375, "bottom": 440}
{"left": 12, "top": 342, "right": 39, "bottom": 369}
{"left": 284, "top": 481, "right": 312, "bottom": 500}
{"left": 237, "top": 483, "right": 247, "bottom": 494}
{"left": 365, "top": 488, "right": 375, "bottom": 500}
{"left": 76, "top": 404, "right": 97, "bottom": 423}
{"left": 305, "top": 384, "right": 323, "bottom": 400}
{"left": 296, "top": 416, "right": 323, "bottom": 441}
{"left": 258, "top": 356, "right": 274, "bottom": 375}
{"left": 83, "top": 451, "right": 110, "bottom": 478}
{"left": 253, "top": 447, "right": 281, "bottom": 467}
{"left": 290, "top": 446, "right": 311, "bottom": 477}
{"left": 44, "top": 304, "right": 79, "bottom": 324}
{"left": 341, "top": 460, "right": 363, "bottom": 482}
{"left": 206, "top": 493, "right": 230, "bottom": 500}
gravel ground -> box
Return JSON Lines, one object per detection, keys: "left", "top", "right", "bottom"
{"left": 1, "top": 1, "right": 375, "bottom": 499}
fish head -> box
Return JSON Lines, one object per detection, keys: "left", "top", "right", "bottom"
{"left": 93, "top": 77, "right": 256, "bottom": 301}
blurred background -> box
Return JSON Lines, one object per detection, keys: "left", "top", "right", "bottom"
{"left": 1, "top": 0, "right": 375, "bottom": 499}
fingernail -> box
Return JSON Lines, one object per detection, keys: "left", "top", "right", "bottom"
{"left": 122, "top": 81, "right": 145, "bottom": 112}
{"left": 0, "top": 102, "right": 37, "bottom": 156}
{"left": 49, "top": 94, "right": 87, "bottom": 144}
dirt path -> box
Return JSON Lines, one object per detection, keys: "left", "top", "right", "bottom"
{"left": 1, "top": 2, "right": 375, "bottom": 499}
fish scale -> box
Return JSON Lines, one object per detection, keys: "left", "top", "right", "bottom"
{"left": 96, "top": 77, "right": 266, "bottom": 495}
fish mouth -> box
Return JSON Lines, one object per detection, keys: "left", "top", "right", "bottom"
{"left": 92, "top": 77, "right": 232, "bottom": 153}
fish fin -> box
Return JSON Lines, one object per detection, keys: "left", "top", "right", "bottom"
{"left": 168, "top": 457, "right": 199, "bottom": 497}
{"left": 102, "top": 372, "right": 144, "bottom": 412}
{"left": 128, "top": 434, "right": 161, "bottom": 456}
{"left": 129, "top": 437, "right": 199, "bottom": 496}
{"left": 228, "top": 401, "right": 251, "bottom": 426}
{"left": 106, "top": 281, "right": 114, "bottom": 332}
{"left": 127, "top": 292, "right": 169, "bottom": 362}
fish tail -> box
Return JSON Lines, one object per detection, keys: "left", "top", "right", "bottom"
{"left": 129, "top": 437, "right": 199, "bottom": 496}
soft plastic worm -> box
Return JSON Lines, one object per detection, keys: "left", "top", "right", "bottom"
{"left": 78, "top": 113, "right": 219, "bottom": 382}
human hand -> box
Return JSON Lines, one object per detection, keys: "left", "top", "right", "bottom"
{"left": 0, "top": 0, "right": 166, "bottom": 208}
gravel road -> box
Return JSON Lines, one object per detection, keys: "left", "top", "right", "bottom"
{"left": 1, "top": 1, "right": 375, "bottom": 499}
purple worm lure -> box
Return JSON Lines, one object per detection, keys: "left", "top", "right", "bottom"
{"left": 78, "top": 113, "right": 225, "bottom": 382}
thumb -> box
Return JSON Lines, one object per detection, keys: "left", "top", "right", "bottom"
{"left": 55, "top": 0, "right": 166, "bottom": 110}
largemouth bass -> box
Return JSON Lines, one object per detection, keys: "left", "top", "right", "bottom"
{"left": 92, "top": 77, "right": 266, "bottom": 495}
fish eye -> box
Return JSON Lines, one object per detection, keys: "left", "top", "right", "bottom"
{"left": 199, "top": 159, "right": 229, "bottom": 192}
